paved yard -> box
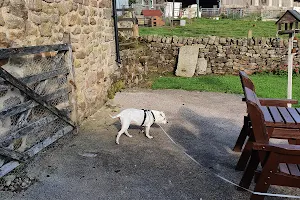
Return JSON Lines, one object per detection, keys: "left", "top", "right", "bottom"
{"left": 1, "top": 89, "right": 299, "bottom": 200}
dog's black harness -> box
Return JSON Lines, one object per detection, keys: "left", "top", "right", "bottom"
{"left": 141, "top": 109, "right": 156, "bottom": 126}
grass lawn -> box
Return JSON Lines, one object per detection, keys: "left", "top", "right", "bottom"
{"left": 140, "top": 18, "right": 278, "bottom": 38}
{"left": 152, "top": 75, "right": 300, "bottom": 106}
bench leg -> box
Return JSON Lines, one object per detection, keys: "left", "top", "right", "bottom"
{"left": 233, "top": 115, "right": 250, "bottom": 152}
{"left": 239, "top": 150, "right": 259, "bottom": 190}
{"left": 250, "top": 153, "right": 278, "bottom": 200}
{"left": 236, "top": 135, "right": 253, "bottom": 171}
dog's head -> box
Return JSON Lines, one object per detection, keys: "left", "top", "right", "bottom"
{"left": 154, "top": 111, "right": 167, "bottom": 124}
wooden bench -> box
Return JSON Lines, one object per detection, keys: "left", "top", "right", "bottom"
{"left": 235, "top": 71, "right": 299, "bottom": 171}
{"left": 238, "top": 87, "right": 300, "bottom": 200}
{"left": 233, "top": 71, "right": 298, "bottom": 153}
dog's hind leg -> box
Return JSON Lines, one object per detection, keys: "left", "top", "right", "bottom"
{"left": 145, "top": 126, "right": 153, "bottom": 139}
{"left": 116, "top": 122, "right": 130, "bottom": 144}
{"left": 139, "top": 127, "right": 145, "bottom": 134}
{"left": 124, "top": 130, "right": 132, "bottom": 138}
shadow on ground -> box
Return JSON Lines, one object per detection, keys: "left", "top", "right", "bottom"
{"left": 169, "top": 107, "right": 239, "bottom": 171}
{"left": 1, "top": 89, "right": 299, "bottom": 200}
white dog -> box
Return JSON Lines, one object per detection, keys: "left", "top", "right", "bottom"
{"left": 111, "top": 108, "right": 167, "bottom": 144}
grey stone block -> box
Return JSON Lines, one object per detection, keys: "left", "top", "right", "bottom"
{"left": 176, "top": 46, "right": 200, "bottom": 77}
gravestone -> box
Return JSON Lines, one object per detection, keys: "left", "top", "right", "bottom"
{"left": 175, "top": 46, "right": 200, "bottom": 77}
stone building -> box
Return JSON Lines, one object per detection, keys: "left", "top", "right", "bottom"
{"left": 0, "top": 0, "right": 118, "bottom": 122}
{"left": 164, "top": 0, "right": 298, "bottom": 8}
{"left": 221, "top": 0, "right": 294, "bottom": 8}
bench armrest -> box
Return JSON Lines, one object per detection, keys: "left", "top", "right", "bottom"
{"left": 253, "top": 143, "right": 300, "bottom": 156}
{"left": 241, "top": 97, "right": 298, "bottom": 106}
{"left": 258, "top": 98, "right": 298, "bottom": 106}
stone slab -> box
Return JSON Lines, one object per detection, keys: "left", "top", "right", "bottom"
{"left": 175, "top": 46, "right": 199, "bottom": 77}
{"left": 195, "top": 58, "right": 207, "bottom": 75}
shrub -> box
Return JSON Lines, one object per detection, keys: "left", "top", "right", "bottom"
{"left": 108, "top": 80, "right": 125, "bottom": 99}
{"left": 254, "top": 66, "right": 300, "bottom": 77}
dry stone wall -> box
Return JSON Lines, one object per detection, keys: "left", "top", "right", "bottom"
{"left": 119, "top": 40, "right": 177, "bottom": 87}
{"left": 0, "top": 0, "right": 116, "bottom": 122}
{"left": 120, "top": 35, "right": 300, "bottom": 85}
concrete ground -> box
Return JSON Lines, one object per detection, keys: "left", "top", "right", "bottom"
{"left": 1, "top": 89, "right": 300, "bottom": 200}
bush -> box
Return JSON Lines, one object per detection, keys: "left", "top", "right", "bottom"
{"left": 108, "top": 80, "right": 125, "bottom": 99}
{"left": 254, "top": 67, "right": 300, "bottom": 77}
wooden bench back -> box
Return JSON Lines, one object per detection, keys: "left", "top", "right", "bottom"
{"left": 244, "top": 85, "right": 261, "bottom": 107}
{"left": 239, "top": 71, "right": 255, "bottom": 93}
{"left": 244, "top": 87, "right": 268, "bottom": 143}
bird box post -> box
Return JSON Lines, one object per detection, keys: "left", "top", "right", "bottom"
{"left": 276, "top": 10, "right": 300, "bottom": 107}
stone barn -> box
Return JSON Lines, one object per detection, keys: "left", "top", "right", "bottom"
{"left": 221, "top": 0, "right": 294, "bottom": 8}
{"left": 173, "top": 0, "right": 297, "bottom": 8}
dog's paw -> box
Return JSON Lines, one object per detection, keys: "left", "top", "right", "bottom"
{"left": 116, "top": 140, "right": 120, "bottom": 145}
{"left": 146, "top": 135, "right": 153, "bottom": 139}
{"left": 128, "top": 135, "right": 133, "bottom": 138}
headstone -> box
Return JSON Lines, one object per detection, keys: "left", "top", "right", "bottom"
{"left": 195, "top": 58, "right": 207, "bottom": 75}
{"left": 175, "top": 46, "right": 200, "bottom": 77}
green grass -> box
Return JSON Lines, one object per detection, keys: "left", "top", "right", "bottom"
{"left": 152, "top": 75, "right": 300, "bottom": 106}
{"left": 140, "top": 18, "right": 278, "bottom": 38}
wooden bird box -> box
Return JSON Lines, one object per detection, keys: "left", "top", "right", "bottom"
{"left": 276, "top": 10, "right": 300, "bottom": 35}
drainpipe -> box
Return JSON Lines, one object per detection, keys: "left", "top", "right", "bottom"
{"left": 112, "top": 0, "right": 121, "bottom": 64}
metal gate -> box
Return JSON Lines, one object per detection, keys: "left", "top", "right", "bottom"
{"left": 0, "top": 44, "right": 78, "bottom": 177}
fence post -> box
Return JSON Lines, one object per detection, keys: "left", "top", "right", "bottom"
{"left": 287, "top": 32, "right": 295, "bottom": 107}
{"left": 66, "top": 46, "right": 79, "bottom": 130}
{"left": 133, "top": 24, "right": 139, "bottom": 37}
{"left": 196, "top": 0, "right": 199, "bottom": 18}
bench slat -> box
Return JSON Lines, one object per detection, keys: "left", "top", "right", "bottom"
{"left": 287, "top": 164, "right": 300, "bottom": 176}
{"left": 296, "top": 108, "right": 300, "bottom": 116}
{"left": 269, "top": 106, "right": 285, "bottom": 124}
{"left": 261, "top": 106, "right": 274, "bottom": 123}
{"left": 287, "top": 108, "right": 300, "bottom": 124}
{"left": 244, "top": 87, "right": 259, "bottom": 104}
{"left": 278, "top": 107, "right": 296, "bottom": 124}
{"left": 279, "top": 163, "right": 290, "bottom": 174}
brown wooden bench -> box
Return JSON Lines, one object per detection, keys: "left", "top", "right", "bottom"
{"left": 235, "top": 71, "right": 300, "bottom": 171}
{"left": 238, "top": 87, "right": 300, "bottom": 200}
{"left": 233, "top": 71, "right": 298, "bottom": 153}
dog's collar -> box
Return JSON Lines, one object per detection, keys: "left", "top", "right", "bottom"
{"left": 141, "top": 109, "right": 155, "bottom": 126}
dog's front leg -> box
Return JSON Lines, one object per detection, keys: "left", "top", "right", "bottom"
{"left": 145, "top": 126, "right": 153, "bottom": 139}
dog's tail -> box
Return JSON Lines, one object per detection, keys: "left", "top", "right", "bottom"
{"left": 109, "top": 114, "right": 120, "bottom": 119}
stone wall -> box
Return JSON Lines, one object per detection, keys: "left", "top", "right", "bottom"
{"left": 119, "top": 35, "right": 300, "bottom": 84}
{"left": 119, "top": 39, "right": 177, "bottom": 87}
{"left": 0, "top": 0, "right": 116, "bottom": 122}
